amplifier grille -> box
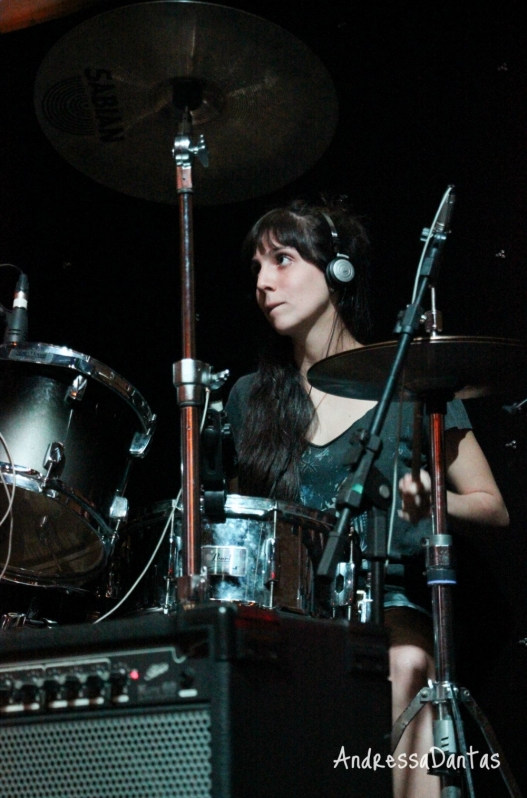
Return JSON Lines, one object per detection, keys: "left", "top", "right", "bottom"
{"left": 1, "top": 707, "right": 212, "bottom": 798}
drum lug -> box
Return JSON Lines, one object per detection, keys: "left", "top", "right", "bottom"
{"left": 109, "top": 495, "right": 129, "bottom": 522}
{"left": 43, "top": 441, "right": 66, "bottom": 481}
{"left": 1, "top": 612, "right": 28, "bottom": 630}
{"left": 129, "top": 431, "right": 152, "bottom": 458}
{"left": 64, "top": 375, "right": 88, "bottom": 404}
{"left": 1, "top": 613, "right": 58, "bottom": 630}
{"left": 262, "top": 537, "right": 279, "bottom": 589}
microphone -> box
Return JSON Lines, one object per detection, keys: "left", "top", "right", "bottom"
{"left": 4, "top": 273, "right": 29, "bottom": 344}
{"left": 433, "top": 185, "right": 456, "bottom": 236}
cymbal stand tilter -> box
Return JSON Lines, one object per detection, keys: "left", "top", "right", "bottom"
{"left": 170, "top": 79, "right": 228, "bottom": 605}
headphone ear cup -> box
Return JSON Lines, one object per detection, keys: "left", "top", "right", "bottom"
{"left": 326, "top": 255, "right": 355, "bottom": 289}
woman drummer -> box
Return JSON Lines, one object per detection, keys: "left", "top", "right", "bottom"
{"left": 225, "top": 198, "right": 508, "bottom": 798}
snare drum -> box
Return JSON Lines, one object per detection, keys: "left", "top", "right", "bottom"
{"left": 0, "top": 343, "right": 155, "bottom": 586}
{"left": 203, "top": 496, "right": 334, "bottom": 611}
{"left": 112, "top": 495, "right": 335, "bottom": 615}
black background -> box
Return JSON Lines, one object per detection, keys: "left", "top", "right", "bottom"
{"left": 2, "top": 2, "right": 527, "bottom": 792}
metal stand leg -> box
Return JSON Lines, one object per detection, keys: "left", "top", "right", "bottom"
{"left": 392, "top": 675, "right": 523, "bottom": 798}
{"left": 391, "top": 397, "right": 523, "bottom": 798}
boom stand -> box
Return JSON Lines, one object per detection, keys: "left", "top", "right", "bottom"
{"left": 391, "top": 392, "right": 523, "bottom": 798}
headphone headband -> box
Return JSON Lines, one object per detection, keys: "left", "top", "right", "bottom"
{"left": 320, "top": 211, "right": 341, "bottom": 256}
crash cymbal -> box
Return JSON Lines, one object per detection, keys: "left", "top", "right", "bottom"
{"left": 307, "top": 336, "right": 527, "bottom": 400}
{"left": 0, "top": 0, "right": 102, "bottom": 33}
{"left": 33, "top": 1, "right": 338, "bottom": 204}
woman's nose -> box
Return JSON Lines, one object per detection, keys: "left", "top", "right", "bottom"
{"left": 256, "top": 263, "right": 275, "bottom": 291}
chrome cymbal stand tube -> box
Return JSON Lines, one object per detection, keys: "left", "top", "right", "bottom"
{"left": 171, "top": 91, "right": 224, "bottom": 604}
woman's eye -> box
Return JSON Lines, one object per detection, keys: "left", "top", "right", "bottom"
{"left": 276, "top": 253, "right": 292, "bottom": 266}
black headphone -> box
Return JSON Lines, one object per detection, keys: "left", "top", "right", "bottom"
{"left": 320, "top": 211, "right": 355, "bottom": 289}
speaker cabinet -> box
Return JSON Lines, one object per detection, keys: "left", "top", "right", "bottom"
{"left": 0, "top": 605, "right": 391, "bottom": 797}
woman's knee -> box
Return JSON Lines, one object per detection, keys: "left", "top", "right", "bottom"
{"left": 390, "top": 644, "right": 433, "bottom": 694}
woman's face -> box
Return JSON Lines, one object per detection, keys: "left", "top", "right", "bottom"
{"left": 252, "top": 236, "right": 337, "bottom": 339}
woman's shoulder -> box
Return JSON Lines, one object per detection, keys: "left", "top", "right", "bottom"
{"left": 225, "top": 373, "right": 257, "bottom": 436}
{"left": 233, "top": 372, "right": 258, "bottom": 392}
{"left": 227, "top": 373, "right": 257, "bottom": 405}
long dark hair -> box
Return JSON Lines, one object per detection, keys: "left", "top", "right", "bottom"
{"left": 237, "top": 199, "right": 372, "bottom": 501}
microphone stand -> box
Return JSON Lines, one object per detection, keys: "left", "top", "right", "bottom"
{"left": 316, "top": 187, "right": 455, "bottom": 623}
{"left": 316, "top": 249, "right": 439, "bottom": 616}
{"left": 316, "top": 185, "right": 523, "bottom": 796}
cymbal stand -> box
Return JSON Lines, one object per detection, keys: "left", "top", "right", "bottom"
{"left": 390, "top": 396, "right": 523, "bottom": 798}
{"left": 171, "top": 84, "right": 225, "bottom": 603}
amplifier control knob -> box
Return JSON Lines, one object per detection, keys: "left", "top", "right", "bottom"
{"left": 87, "top": 675, "right": 107, "bottom": 706}
{"left": 110, "top": 668, "right": 129, "bottom": 704}
{"left": 44, "top": 679, "right": 68, "bottom": 710}
{"left": 20, "top": 683, "right": 41, "bottom": 710}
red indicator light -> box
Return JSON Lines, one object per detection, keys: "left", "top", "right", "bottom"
{"left": 129, "top": 669, "right": 140, "bottom": 680}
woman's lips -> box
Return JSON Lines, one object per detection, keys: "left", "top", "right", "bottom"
{"left": 265, "top": 302, "right": 284, "bottom": 313}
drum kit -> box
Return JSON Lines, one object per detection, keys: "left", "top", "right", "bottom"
{"left": 0, "top": 0, "right": 526, "bottom": 639}
{"left": 0, "top": 0, "right": 340, "bottom": 626}
{"left": 3, "top": 6, "right": 527, "bottom": 796}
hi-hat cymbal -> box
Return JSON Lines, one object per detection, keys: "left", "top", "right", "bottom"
{"left": 33, "top": 1, "right": 338, "bottom": 204}
{"left": 0, "top": 0, "right": 102, "bottom": 33}
{"left": 307, "top": 336, "right": 527, "bottom": 401}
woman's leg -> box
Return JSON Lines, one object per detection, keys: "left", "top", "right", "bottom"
{"left": 385, "top": 607, "right": 440, "bottom": 798}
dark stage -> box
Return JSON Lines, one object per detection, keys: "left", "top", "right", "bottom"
{"left": 1, "top": 1, "right": 527, "bottom": 795}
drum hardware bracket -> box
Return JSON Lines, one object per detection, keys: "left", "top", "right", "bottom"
{"left": 329, "top": 534, "right": 361, "bottom": 620}
{"left": 176, "top": 567, "right": 210, "bottom": 606}
{"left": 173, "top": 360, "right": 229, "bottom": 407}
{"left": 355, "top": 588, "right": 372, "bottom": 623}
{"left": 64, "top": 374, "right": 88, "bottom": 404}
{"left": 423, "top": 288, "right": 443, "bottom": 336}
{"left": 173, "top": 130, "right": 209, "bottom": 178}
{"left": 262, "top": 535, "right": 278, "bottom": 607}
{"left": 172, "top": 81, "right": 209, "bottom": 178}
{"left": 202, "top": 399, "right": 231, "bottom": 523}
{"left": 42, "top": 441, "right": 65, "bottom": 482}
{"left": 109, "top": 495, "right": 129, "bottom": 522}
{"left": 129, "top": 432, "right": 152, "bottom": 458}
{"left": 1, "top": 612, "right": 59, "bottom": 631}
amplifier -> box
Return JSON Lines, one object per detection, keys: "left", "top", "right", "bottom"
{"left": 0, "top": 604, "right": 391, "bottom": 797}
